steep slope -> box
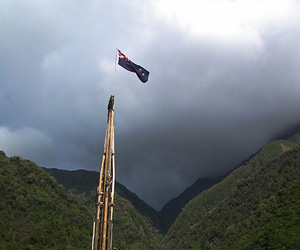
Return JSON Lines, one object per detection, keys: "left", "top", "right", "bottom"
{"left": 0, "top": 152, "right": 163, "bottom": 250}
{"left": 44, "top": 168, "right": 98, "bottom": 195}
{"left": 161, "top": 130, "right": 300, "bottom": 250}
{"left": 159, "top": 177, "right": 224, "bottom": 230}
{"left": 113, "top": 192, "right": 163, "bottom": 250}
{"left": 44, "top": 168, "right": 99, "bottom": 211}
{"left": 231, "top": 177, "right": 300, "bottom": 249}
{"left": 0, "top": 151, "right": 91, "bottom": 250}
{"left": 116, "top": 181, "right": 166, "bottom": 233}
{"left": 44, "top": 168, "right": 164, "bottom": 249}
{"left": 44, "top": 168, "right": 165, "bottom": 233}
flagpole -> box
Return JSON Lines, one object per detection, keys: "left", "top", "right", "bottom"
{"left": 114, "top": 48, "right": 118, "bottom": 96}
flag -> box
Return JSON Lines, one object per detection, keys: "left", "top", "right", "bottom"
{"left": 118, "top": 50, "right": 149, "bottom": 83}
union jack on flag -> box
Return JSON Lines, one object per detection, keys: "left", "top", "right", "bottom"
{"left": 118, "top": 49, "right": 149, "bottom": 83}
{"left": 118, "top": 50, "right": 129, "bottom": 61}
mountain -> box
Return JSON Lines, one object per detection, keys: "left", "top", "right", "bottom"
{"left": 44, "top": 168, "right": 166, "bottom": 234}
{"left": 113, "top": 191, "right": 162, "bottom": 250}
{"left": 115, "top": 180, "right": 167, "bottom": 234}
{"left": 0, "top": 152, "right": 163, "bottom": 250}
{"left": 42, "top": 168, "right": 164, "bottom": 249}
{"left": 2, "top": 127, "right": 300, "bottom": 249}
{"left": 161, "top": 130, "right": 300, "bottom": 249}
{"left": 0, "top": 151, "right": 91, "bottom": 250}
{"left": 43, "top": 168, "right": 99, "bottom": 212}
{"left": 43, "top": 169, "right": 164, "bottom": 250}
{"left": 159, "top": 176, "right": 224, "bottom": 230}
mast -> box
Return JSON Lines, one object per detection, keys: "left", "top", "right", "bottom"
{"left": 93, "top": 95, "right": 115, "bottom": 250}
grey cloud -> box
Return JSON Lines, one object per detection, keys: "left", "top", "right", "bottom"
{"left": 0, "top": 127, "right": 56, "bottom": 165}
{"left": 1, "top": 1, "right": 300, "bottom": 209}
{"left": 113, "top": 25, "right": 300, "bottom": 208}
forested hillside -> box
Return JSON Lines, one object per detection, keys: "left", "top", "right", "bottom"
{"left": 1, "top": 129, "right": 300, "bottom": 250}
{"left": 161, "top": 130, "right": 300, "bottom": 249}
{"left": 44, "top": 168, "right": 166, "bottom": 234}
{"left": 0, "top": 151, "right": 162, "bottom": 250}
{"left": 0, "top": 151, "right": 91, "bottom": 250}
{"left": 45, "top": 168, "right": 164, "bottom": 249}
{"left": 159, "top": 177, "right": 224, "bottom": 230}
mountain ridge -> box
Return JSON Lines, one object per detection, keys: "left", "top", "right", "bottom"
{"left": 0, "top": 151, "right": 163, "bottom": 250}
{"left": 159, "top": 176, "right": 224, "bottom": 230}
{"left": 161, "top": 129, "right": 300, "bottom": 249}
{"left": 44, "top": 167, "right": 166, "bottom": 234}
{"left": 1, "top": 128, "right": 300, "bottom": 249}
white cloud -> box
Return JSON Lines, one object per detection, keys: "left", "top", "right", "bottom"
{"left": 154, "top": 0, "right": 299, "bottom": 46}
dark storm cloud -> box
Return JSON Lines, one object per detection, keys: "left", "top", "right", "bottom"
{"left": 1, "top": 0, "right": 300, "bottom": 209}
{"left": 115, "top": 24, "right": 300, "bottom": 208}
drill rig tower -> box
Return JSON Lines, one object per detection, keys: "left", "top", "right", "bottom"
{"left": 92, "top": 95, "right": 116, "bottom": 250}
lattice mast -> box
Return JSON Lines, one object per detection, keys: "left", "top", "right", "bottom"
{"left": 92, "top": 95, "right": 116, "bottom": 250}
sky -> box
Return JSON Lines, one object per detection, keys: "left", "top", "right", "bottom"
{"left": 1, "top": 0, "right": 300, "bottom": 210}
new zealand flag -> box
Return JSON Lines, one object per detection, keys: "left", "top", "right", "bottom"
{"left": 118, "top": 50, "right": 149, "bottom": 83}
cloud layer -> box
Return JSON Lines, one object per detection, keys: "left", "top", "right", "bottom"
{"left": 1, "top": 0, "right": 300, "bottom": 209}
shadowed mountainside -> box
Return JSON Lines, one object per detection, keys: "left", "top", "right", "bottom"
{"left": 161, "top": 130, "right": 300, "bottom": 249}
{"left": 1, "top": 128, "right": 300, "bottom": 249}
{"left": 44, "top": 168, "right": 166, "bottom": 234}
{"left": 159, "top": 176, "right": 224, "bottom": 230}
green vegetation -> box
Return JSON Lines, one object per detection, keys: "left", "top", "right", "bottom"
{"left": 113, "top": 193, "right": 163, "bottom": 250}
{"left": 0, "top": 152, "right": 163, "bottom": 250}
{"left": 45, "top": 168, "right": 165, "bottom": 234}
{"left": 232, "top": 179, "right": 300, "bottom": 249}
{"left": 161, "top": 130, "right": 300, "bottom": 250}
{"left": 45, "top": 168, "right": 164, "bottom": 249}
{"left": 44, "top": 168, "right": 99, "bottom": 214}
{"left": 159, "top": 177, "right": 224, "bottom": 231}
{"left": 1, "top": 129, "right": 300, "bottom": 249}
{"left": 115, "top": 181, "right": 166, "bottom": 234}
{"left": 0, "top": 151, "right": 92, "bottom": 250}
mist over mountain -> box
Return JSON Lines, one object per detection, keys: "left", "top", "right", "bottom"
{"left": 161, "top": 129, "right": 300, "bottom": 249}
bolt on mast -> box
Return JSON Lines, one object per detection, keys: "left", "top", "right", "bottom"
{"left": 92, "top": 95, "right": 116, "bottom": 250}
